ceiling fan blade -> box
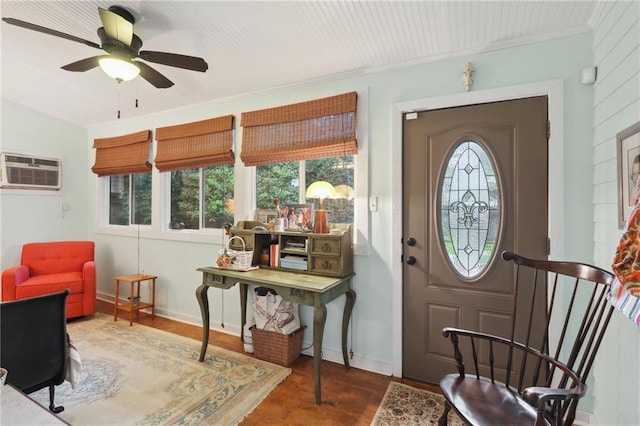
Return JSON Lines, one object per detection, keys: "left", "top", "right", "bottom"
{"left": 138, "top": 51, "right": 208, "bottom": 72}
{"left": 61, "top": 56, "right": 107, "bottom": 72}
{"left": 98, "top": 7, "right": 133, "bottom": 46}
{"left": 2, "top": 17, "right": 101, "bottom": 49}
{"left": 136, "top": 62, "right": 174, "bottom": 88}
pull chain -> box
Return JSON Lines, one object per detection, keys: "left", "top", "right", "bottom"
{"left": 117, "top": 83, "right": 121, "bottom": 119}
{"left": 220, "top": 225, "right": 226, "bottom": 328}
{"left": 221, "top": 289, "right": 225, "bottom": 328}
{"left": 137, "top": 222, "right": 140, "bottom": 275}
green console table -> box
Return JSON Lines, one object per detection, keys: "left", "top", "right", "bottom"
{"left": 196, "top": 266, "right": 356, "bottom": 405}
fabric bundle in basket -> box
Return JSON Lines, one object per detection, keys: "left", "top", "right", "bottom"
{"left": 217, "top": 236, "right": 253, "bottom": 270}
{"left": 253, "top": 287, "right": 301, "bottom": 335}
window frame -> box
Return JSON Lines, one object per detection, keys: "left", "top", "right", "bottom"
{"left": 96, "top": 173, "right": 154, "bottom": 237}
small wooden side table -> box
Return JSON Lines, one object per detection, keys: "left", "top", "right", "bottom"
{"left": 114, "top": 273, "right": 157, "bottom": 326}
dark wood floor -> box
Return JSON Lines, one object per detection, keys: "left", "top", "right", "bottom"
{"left": 96, "top": 300, "right": 441, "bottom": 425}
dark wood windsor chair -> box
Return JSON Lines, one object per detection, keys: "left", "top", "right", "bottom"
{"left": 438, "top": 251, "right": 615, "bottom": 426}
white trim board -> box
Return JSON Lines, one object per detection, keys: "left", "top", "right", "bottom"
{"left": 390, "top": 79, "right": 565, "bottom": 378}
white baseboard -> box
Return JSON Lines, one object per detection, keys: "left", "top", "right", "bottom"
{"left": 573, "top": 410, "right": 594, "bottom": 425}
{"left": 96, "top": 293, "right": 394, "bottom": 377}
{"left": 299, "top": 345, "right": 394, "bottom": 376}
{"left": 96, "top": 293, "right": 242, "bottom": 336}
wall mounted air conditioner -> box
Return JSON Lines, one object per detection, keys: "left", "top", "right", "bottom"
{"left": 0, "top": 153, "right": 61, "bottom": 190}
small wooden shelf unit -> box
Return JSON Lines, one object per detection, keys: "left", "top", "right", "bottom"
{"left": 114, "top": 273, "right": 157, "bottom": 326}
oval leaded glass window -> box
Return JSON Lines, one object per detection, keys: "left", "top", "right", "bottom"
{"left": 440, "top": 140, "right": 500, "bottom": 279}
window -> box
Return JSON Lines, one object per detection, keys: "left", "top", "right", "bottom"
{"left": 256, "top": 156, "right": 354, "bottom": 223}
{"left": 156, "top": 115, "right": 235, "bottom": 231}
{"left": 244, "top": 92, "right": 357, "bottom": 227}
{"left": 109, "top": 173, "right": 152, "bottom": 225}
{"left": 439, "top": 140, "right": 500, "bottom": 279}
{"left": 92, "top": 130, "right": 153, "bottom": 228}
{"left": 169, "top": 165, "right": 234, "bottom": 230}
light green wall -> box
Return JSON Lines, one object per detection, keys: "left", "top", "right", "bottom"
{"left": 0, "top": 99, "right": 88, "bottom": 270}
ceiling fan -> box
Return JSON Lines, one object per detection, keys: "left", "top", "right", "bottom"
{"left": 2, "top": 5, "right": 208, "bottom": 88}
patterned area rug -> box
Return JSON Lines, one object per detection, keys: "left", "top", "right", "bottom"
{"left": 31, "top": 313, "right": 290, "bottom": 425}
{"left": 371, "top": 382, "right": 464, "bottom": 426}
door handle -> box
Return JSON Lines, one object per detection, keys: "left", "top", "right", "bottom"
{"left": 406, "top": 237, "right": 416, "bottom": 246}
{"left": 406, "top": 256, "right": 417, "bottom": 265}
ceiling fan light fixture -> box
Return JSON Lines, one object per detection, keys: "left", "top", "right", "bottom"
{"left": 98, "top": 57, "right": 140, "bottom": 82}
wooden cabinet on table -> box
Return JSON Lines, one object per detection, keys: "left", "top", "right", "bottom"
{"left": 228, "top": 223, "right": 353, "bottom": 277}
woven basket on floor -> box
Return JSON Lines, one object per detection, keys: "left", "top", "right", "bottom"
{"left": 250, "top": 325, "right": 305, "bottom": 367}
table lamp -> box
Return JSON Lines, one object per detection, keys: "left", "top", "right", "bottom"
{"left": 306, "top": 181, "right": 336, "bottom": 233}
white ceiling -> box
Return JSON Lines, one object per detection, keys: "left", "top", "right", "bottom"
{"left": 1, "top": 1, "right": 603, "bottom": 127}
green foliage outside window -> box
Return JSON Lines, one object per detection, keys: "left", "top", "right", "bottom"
{"left": 306, "top": 156, "right": 354, "bottom": 224}
{"left": 256, "top": 162, "right": 299, "bottom": 208}
{"left": 133, "top": 173, "right": 152, "bottom": 225}
{"left": 204, "top": 165, "right": 234, "bottom": 229}
{"left": 109, "top": 173, "right": 152, "bottom": 226}
{"left": 170, "top": 165, "right": 234, "bottom": 229}
{"left": 109, "top": 175, "right": 129, "bottom": 225}
{"left": 256, "top": 156, "right": 354, "bottom": 224}
{"left": 170, "top": 169, "right": 199, "bottom": 229}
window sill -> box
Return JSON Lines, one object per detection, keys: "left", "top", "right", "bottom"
{"left": 95, "top": 225, "right": 226, "bottom": 245}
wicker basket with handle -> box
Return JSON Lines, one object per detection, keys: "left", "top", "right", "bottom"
{"left": 217, "top": 236, "right": 253, "bottom": 270}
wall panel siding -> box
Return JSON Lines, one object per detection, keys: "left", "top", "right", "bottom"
{"left": 592, "top": 1, "right": 640, "bottom": 425}
{"left": 592, "top": 1, "right": 630, "bottom": 50}
{"left": 594, "top": 74, "right": 640, "bottom": 125}
{"left": 593, "top": 102, "right": 640, "bottom": 144}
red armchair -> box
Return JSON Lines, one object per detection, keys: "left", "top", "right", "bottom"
{"left": 1, "top": 241, "right": 96, "bottom": 318}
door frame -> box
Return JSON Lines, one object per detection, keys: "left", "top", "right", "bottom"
{"left": 390, "top": 79, "right": 565, "bottom": 378}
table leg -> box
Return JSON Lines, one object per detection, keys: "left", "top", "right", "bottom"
{"left": 341, "top": 289, "right": 356, "bottom": 368}
{"left": 129, "top": 281, "right": 135, "bottom": 326}
{"left": 196, "top": 284, "right": 210, "bottom": 362}
{"left": 135, "top": 281, "right": 142, "bottom": 320}
{"left": 313, "top": 304, "right": 327, "bottom": 405}
{"left": 114, "top": 279, "right": 120, "bottom": 322}
{"left": 151, "top": 278, "right": 156, "bottom": 320}
{"left": 240, "top": 283, "right": 248, "bottom": 341}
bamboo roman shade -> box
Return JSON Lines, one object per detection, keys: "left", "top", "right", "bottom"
{"left": 92, "top": 130, "right": 152, "bottom": 176}
{"left": 154, "top": 115, "right": 234, "bottom": 172}
{"left": 240, "top": 91, "right": 357, "bottom": 166}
